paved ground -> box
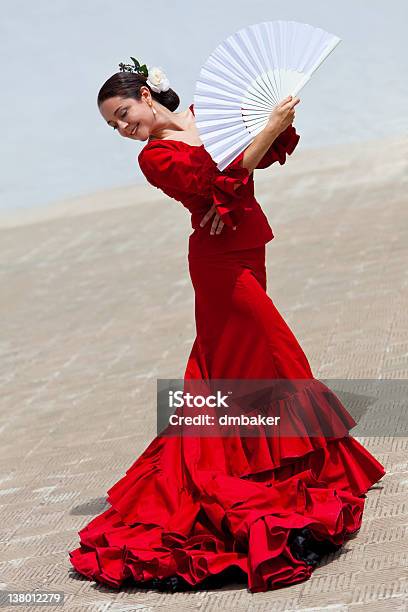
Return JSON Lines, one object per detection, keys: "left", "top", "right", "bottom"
{"left": 0, "top": 135, "right": 407, "bottom": 611}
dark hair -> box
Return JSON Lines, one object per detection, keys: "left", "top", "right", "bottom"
{"left": 97, "top": 71, "right": 180, "bottom": 112}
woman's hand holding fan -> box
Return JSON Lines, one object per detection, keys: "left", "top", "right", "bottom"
{"left": 267, "top": 95, "right": 301, "bottom": 134}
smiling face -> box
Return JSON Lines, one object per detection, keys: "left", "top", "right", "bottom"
{"left": 99, "top": 86, "right": 154, "bottom": 141}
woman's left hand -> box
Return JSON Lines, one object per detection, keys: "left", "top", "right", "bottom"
{"left": 199, "top": 204, "right": 237, "bottom": 234}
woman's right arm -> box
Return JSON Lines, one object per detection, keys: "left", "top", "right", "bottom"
{"left": 239, "top": 95, "right": 300, "bottom": 176}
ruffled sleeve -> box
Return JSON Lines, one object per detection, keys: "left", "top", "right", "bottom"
{"left": 138, "top": 142, "right": 251, "bottom": 227}
{"left": 256, "top": 125, "right": 300, "bottom": 169}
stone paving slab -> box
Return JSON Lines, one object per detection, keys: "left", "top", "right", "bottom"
{"left": 0, "top": 136, "right": 407, "bottom": 611}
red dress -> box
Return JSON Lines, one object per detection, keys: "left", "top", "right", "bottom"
{"left": 69, "top": 104, "right": 385, "bottom": 593}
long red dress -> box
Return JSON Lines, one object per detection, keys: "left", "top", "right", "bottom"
{"left": 69, "top": 104, "right": 385, "bottom": 593}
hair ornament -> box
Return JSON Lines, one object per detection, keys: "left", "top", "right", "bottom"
{"left": 118, "top": 57, "right": 170, "bottom": 93}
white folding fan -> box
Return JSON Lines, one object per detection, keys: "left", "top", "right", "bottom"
{"left": 193, "top": 20, "right": 341, "bottom": 171}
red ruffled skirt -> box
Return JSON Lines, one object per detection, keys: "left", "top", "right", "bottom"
{"left": 69, "top": 245, "right": 385, "bottom": 593}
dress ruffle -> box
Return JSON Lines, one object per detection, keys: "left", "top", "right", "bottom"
{"left": 256, "top": 125, "right": 300, "bottom": 169}
{"left": 69, "top": 380, "right": 385, "bottom": 593}
{"left": 210, "top": 150, "right": 252, "bottom": 227}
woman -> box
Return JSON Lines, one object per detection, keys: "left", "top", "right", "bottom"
{"left": 69, "top": 63, "right": 385, "bottom": 593}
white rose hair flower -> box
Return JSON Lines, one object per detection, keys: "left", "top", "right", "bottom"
{"left": 146, "top": 66, "right": 170, "bottom": 93}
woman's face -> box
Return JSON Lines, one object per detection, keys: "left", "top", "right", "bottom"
{"left": 99, "top": 87, "right": 154, "bottom": 141}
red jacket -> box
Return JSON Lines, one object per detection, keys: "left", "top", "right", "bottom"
{"left": 138, "top": 103, "right": 300, "bottom": 257}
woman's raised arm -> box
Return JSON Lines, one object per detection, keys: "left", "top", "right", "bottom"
{"left": 237, "top": 95, "right": 301, "bottom": 178}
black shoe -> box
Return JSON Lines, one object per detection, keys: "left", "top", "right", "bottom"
{"left": 148, "top": 565, "right": 246, "bottom": 592}
{"left": 150, "top": 575, "right": 191, "bottom": 592}
{"left": 288, "top": 527, "right": 341, "bottom": 566}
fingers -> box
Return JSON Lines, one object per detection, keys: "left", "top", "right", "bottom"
{"left": 280, "top": 95, "right": 300, "bottom": 110}
{"left": 280, "top": 95, "right": 300, "bottom": 104}
{"left": 210, "top": 214, "right": 224, "bottom": 235}
{"left": 278, "top": 95, "right": 292, "bottom": 106}
{"left": 199, "top": 206, "right": 229, "bottom": 234}
{"left": 284, "top": 98, "right": 300, "bottom": 110}
{"left": 199, "top": 204, "right": 216, "bottom": 227}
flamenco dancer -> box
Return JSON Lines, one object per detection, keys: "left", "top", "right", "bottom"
{"left": 69, "top": 60, "right": 385, "bottom": 593}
